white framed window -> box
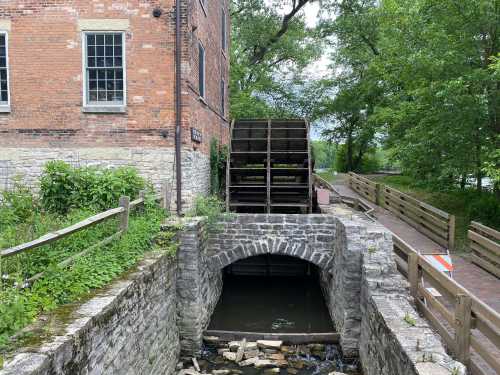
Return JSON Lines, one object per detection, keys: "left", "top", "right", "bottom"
{"left": 198, "top": 42, "right": 206, "bottom": 99}
{"left": 0, "top": 31, "right": 10, "bottom": 109}
{"left": 82, "top": 31, "right": 126, "bottom": 112}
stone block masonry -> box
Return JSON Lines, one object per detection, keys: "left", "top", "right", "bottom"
{"left": 0, "top": 252, "right": 180, "bottom": 375}
{"left": 0, "top": 147, "right": 210, "bottom": 212}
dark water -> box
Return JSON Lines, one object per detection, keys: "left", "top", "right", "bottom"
{"left": 208, "top": 275, "right": 334, "bottom": 333}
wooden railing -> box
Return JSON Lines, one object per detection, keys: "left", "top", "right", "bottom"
{"left": 469, "top": 222, "right": 500, "bottom": 278}
{"left": 394, "top": 236, "right": 500, "bottom": 375}
{"left": 0, "top": 182, "right": 172, "bottom": 287}
{"left": 348, "top": 173, "right": 455, "bottom": 250}
{"left": 348, "top": 172, "right": 380, "bottom": 205}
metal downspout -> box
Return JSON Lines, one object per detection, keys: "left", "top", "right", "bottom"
{"left": 175, "top": 0, "right": 183, "bottom": 215}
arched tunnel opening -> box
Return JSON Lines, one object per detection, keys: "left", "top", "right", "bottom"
{"left": 208, "top": 254, "right": 334, "bottom": 334}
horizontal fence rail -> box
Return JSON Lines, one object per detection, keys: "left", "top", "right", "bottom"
{"left": 348, "top": 173, "right": 455, "bottom": 250}
{"left": 393, "top": 236, "right": 500, "bottom": 375}
{"left": 348, "top": 172, "right": 380, "bottom": 205}
{"left": 314, "top": 173, "right": 500, "bottom": 373}
{"left": 469, "top": 222, "right": 500, "bottom": 278}
{"left": 0, "top": 181, "right": 173, "bottom": 287}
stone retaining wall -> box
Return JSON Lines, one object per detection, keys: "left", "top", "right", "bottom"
{"left": 0, "top": 252, "right": 180, "bottom": 375}
{"left": 0, "top": 147, "right": 210, "bottom": 212}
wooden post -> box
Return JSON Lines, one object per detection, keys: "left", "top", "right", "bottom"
{"left": 119, "top": 196, "right": 130, "bottom": 232}
{"left": 455, "top": 294, "right": 472, "bottom": 365}
{"left": 408, "top": 253, "right": 419, "bottom": 298}
{"left": 375, "top": 183, "right": 382, "bottom": 207}
{"left": 448, "top": 215, "right": 456, "bottom": 251}
{"left": 354, "top": 198, "right": 360, "bottom": 211}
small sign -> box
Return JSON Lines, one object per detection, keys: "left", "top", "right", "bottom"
{"left": 191, "top": 127, "right": 202, "bottom": 143}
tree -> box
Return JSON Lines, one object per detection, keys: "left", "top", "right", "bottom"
{"left": 229, "top": 0, "right": 323, "bottom": 119}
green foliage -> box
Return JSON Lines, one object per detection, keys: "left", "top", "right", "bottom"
{"left": 403, "top": 312, "right": 416, "bottom": 327}
{"left": 0, "top": 205, "right": 165, "bottom": 350}
{"left": 40, "top": 161, "right": 147, "bottom": 214}
{"left": 187, "top": 195, "right": 228, "bottom": 231}
{"left": 334, "top": 144, "right": 381, "bottom": 173}
{"left": 312, "top": 141, "right": 336, "bottom": 170}
{"left": 0, "top": 178, "right": 37, "bottom": 228}
{"left": 230, "top": 0, "right": 323, "bottom": 119}
{"left": 210, "top": 138, "right": 228, "bottom": 197}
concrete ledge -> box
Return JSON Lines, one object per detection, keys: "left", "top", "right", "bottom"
{"left": 0, "top": 20, "right": 11, "bottom": 31}
{"left": 77, "top": 19, "right": 129, "bottom": 31}
{"left": 204, "top": 331, "right": 340, "bottom": 344}
{"left": 0, "top": 105, "right": 11, "bottom": 113}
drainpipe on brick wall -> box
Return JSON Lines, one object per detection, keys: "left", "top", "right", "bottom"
{"left": 175, "top": 0, "right": 183, "bottom": 215}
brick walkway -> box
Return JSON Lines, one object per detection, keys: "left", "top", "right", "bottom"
{"left": 331, "top": 183, "right": 500, "bottom": 313}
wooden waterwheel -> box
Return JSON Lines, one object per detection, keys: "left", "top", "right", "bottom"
{"left": 226, "top": 119, "right": 313, "bottom": 214}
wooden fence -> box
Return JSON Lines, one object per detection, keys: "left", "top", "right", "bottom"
{"left": 469, "top": 222, "right": 500, "bottom": 278}
{"left": 0, "top": 182, "right": 172, "bottom": 287}
{"left": 393, "top": 236, "right": 500, "bottom": 375}
{"left": 349, "top": 173, "right": 455, "bottom": 250}
{"left": 348, "top": 172, "right": 380, "bottom": 205}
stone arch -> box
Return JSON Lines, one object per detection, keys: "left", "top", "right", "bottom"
{"left": 207, "top": 238, "right": 333, "bottom": 272}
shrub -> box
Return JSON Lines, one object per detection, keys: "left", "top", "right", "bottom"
{"left": 40, "top": 161, "right": 147, "bottom": 214}
{"left": 0, "top": 178, "right": 37, "bottom": 228}
{"left": 334, "top": 144, "right": 381, "bottom": 173}
{"left": 210, "top": 138, "right": 228, "bottom": 197}
{"left": 188, "top": 195, "right": 228, "bottom": 231}
{"left": 468, "top": 194, "right": 500, "bottom": 229}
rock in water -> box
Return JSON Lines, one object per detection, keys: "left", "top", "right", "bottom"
{"left": 213, "top": 370, "right": 231, "bottom": 375}
{"left": 239, "top": 357, "right": 259, "bottom": 367}
{"left": 288, "top": 369, "right": 299, "bottom": 375}
{"left": 223, "top": 352, "right": 237, "bottom": 362}
{"left": 178, "top": 370, "right": 200, "bottom": 375}
{"left": 235, "top": 338, "right": 247, "bottom": 363}
{"left": 257, "top": 340, "right": 282, "bottom": 350}
{"left": 254, "top": 359, "right": 277, "bottom": 369}
{"left": 264, "top": 368, "right": 280, "bottom": 374}
{"left": 245, "top": 342, "right": 258, "bottom": 350}
{"left": 229, "top": 341, "right": 241, "bottom": 352}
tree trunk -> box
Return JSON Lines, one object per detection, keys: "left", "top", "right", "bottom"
{"left": 460, "top": 175, "right": 466, "bottom": 190}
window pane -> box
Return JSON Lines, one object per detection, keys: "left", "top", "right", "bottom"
{"left": 199, "top": 44, "right": 205, "bottom": 97}
{"left": 105, "top": 34, "right": 114, "bottom": 45}
{"left": 96, "top": 34, "right": 104, "bottom": 45}
{"left": 87, "top": 34, "right": 95, "bottom": 46}
{"left": 1, "top": 91, "right": 7, "bottom": 102}
{"left": 0, "top": 69, "right": 6, "bottom": 80}
{"left": 0, "top": 57, "right": 5, "bottom": 67}
{"left": 85, "top": 33, "right": 124, "bottom": 105}
{"left": 0, "top": 35, "right": 8, "bottom": 103}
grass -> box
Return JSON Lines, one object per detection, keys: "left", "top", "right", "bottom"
{"left": 0, "top": 196, "right": 177, "bottom": 357}
{"left": 371, "top": 175, "right": 500, "bottom": 253}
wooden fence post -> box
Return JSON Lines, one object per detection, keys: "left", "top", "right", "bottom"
{"left": 375, "top": 183, "right": 382, "bottom": 207}
{"left": 408, "top": 253, "right": 419, "bottom": 298}
{"left": 119, "top": 196, "right": 130, "bottom": 232}
{"left": 455, "top": 294, "right": 472, "bottom": 365}
{"left": 448, "top": 215, "right": 456, "bottom": 251}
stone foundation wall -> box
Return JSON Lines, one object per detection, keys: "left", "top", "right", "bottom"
{"left": 0, "top": 147, "right": 209, "bottom": 212}
{"left": 174, "top": 218, "right": 223, "bottom": 355}
{"left": 0, "top": 252, "right": 180, "bottom": 375}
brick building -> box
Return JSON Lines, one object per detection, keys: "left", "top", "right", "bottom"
{"left": 0, "top": 0, "right": 230, "bottom": 212}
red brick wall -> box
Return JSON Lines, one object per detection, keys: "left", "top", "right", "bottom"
{"left": 0, "top": 0, "right": 229, "bottom": 154}
{"left": 183, "top": 0, "right": 230, "bottom": 153}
